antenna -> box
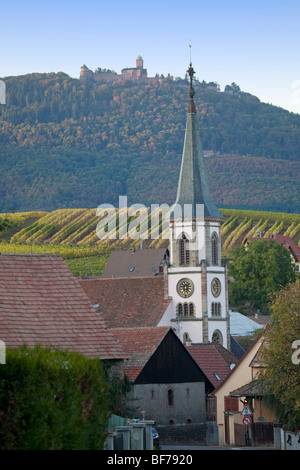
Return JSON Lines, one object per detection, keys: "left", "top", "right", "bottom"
{"left": 189, "top": 40, "right": 192, "bottom": 64}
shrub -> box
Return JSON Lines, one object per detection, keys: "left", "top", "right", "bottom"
{"left": 0, "top": 346, "right": 110, "bottom": 450}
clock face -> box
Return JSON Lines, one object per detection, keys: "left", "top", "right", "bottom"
{"left": 177, "top": 278, "right": 194, "bottom": 298}
{"left": 211, "top": 278, "right": 221, "bottom": 298}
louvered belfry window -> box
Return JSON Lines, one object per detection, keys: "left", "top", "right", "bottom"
{"left": 211, "top": 232, "right": 218, "bottom": 265}
{"left": 180, "top": 234, "right": 190, "bottom": 265}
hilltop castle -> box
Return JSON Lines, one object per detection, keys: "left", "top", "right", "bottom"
{"left": 80, "top": 55, "right": 166, "bottom": 84}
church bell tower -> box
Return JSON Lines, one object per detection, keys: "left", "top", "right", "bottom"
{"left": 165, "top": 61, "right": 230, "bottom": 349}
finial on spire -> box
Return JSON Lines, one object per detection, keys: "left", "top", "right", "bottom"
{"left": 187, "top": 42, "right": 196, "bottom": 112}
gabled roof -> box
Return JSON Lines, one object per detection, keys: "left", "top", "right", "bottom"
{"left": 0, "top": 253, "right": 125, "bottom": 360}
{"left": 79, "top": 276, "right": 170, "bottom": 328}
{"left": 212, "top": 332, "right": 265, "bottom": 395}
{"left": 112, "top": 327, "right": 170, "bottom": 381}
{"left": 113, "top": 327, "right": 210, "bottom": 386}
{"left": 186, "top": 342, "right": 238, "bottom": 388}
{"left": 101, "top": 248, "right": 167, "bottom": 278}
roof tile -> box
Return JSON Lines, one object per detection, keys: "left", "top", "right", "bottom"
{"left": 0, "top": 254, "right": 125, "bottom": 360}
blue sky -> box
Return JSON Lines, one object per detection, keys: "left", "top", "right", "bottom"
{"left": 1, "top": 0, "right": 300, "bottom": 113}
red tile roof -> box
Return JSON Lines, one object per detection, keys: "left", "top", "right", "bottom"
{"left": 79, "top": 276, "right": 170, "bottom": 328}
{"left": 186, "top": 342, "right": 238, "bottom": 388}
{"left": 112, "top": 327, "right": 171, "bottom": 381}
{"left": 0, "top": 254, "right": 125, "bottom": 360}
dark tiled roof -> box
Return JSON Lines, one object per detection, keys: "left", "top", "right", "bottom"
{"left": 112, "top": 327, "right": 170, "bottom": 381}
{"left": 101, "top": 249, "right": 167, "bottom": 278}
{"left": 230, "top": 379, "right": 269, "bottom": 397}
{"left": 230, "top": 335, "right": 246, "bottom": 359}
{"left": 0, "top": 253, "right": 125, "bottom": 360}
{"left": 187, "top": 342, "right": 238, "bottom": 388}
{"left": 79, "top": 276, "right": 170, "bottom": 328}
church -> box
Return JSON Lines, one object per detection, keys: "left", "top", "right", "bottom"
{"left": 80, "top": 60, "right": 231, "bottom": 351}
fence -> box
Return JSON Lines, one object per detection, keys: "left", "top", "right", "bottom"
{"left": 274, "top": 426, "right": 300, "bottom": 450}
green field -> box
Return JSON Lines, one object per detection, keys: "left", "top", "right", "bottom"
{"left": 1, "top": 207, "right": 299, "bottom": 276}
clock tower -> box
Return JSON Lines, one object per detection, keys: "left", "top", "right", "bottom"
{"left": 162, "top": 61, "right": 230, "bottom": 349}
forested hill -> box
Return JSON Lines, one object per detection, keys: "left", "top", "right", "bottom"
{"left": 0, "top": 72, "right": 299, "bottom": 213}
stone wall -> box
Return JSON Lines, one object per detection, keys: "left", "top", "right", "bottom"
{"left": 156, "top": 423, "right": 207, "bottom": 445}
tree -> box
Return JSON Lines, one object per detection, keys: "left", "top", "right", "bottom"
{"left": 0, "top": 346, "right": 110, "bottom": 449}
{"left": 228, "top": 239, "right": 296, "bottom": 314}
{"left": 259, "top": 279, "right": 300, "bottom": 430}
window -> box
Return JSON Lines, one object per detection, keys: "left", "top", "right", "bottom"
{"left": 180, "top": 234, "right": 190, "bottom": 265}
{"left": 224, "top": 396, "right": 239, "bottom": 412}
{"left": 184, "top": 303, "right": 188, "bottom": 316}
{"left": 177, "top": 303, "right": 195, "bottom": 317}
{"left": 167, "top": 389, "right": 174, "bottom": 407}
{"left": 211, "top": 302, "right": 221, "bottom": 316}
{"left": 211, "top": 232, "right": 218, "bottom": 265}
{"left": 183, "top": 332, "right": 191, "bottom": 345}
{"left": 212, "top": 330, "right": 223, "bottom": 345}
{"left": 177, "top": 303, "right": 183, "bottom": 316}
{"left": 189, "top": 303, "right": 194, "bottom": 316}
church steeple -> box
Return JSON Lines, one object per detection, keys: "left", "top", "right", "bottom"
{"left": 163, "top": 58, "right": 230, "bottom": 351}
{"left": 170, "top": 62, "right": 223, "bottom": 220}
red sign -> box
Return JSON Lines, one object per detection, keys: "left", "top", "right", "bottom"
{"left": 243, "top": 416, "right": 252, "bottom": 426}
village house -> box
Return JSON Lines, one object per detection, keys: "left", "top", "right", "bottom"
{"left": 212, "top": 332, "right": 277, "bottom": 446}
{"left": 112, "top": 326, "right": 210, "bottom": 443}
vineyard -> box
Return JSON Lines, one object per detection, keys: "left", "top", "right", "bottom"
{"left": 0, "top": 208, "right": 300, "bottom": 276}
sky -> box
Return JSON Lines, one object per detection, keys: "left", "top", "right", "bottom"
{"left": 1, "top": 0, "right": 300, "bottom": 114}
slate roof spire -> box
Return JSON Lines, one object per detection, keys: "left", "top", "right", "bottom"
{"left": 170, "top": 60, "right": 223, "bottom": 219}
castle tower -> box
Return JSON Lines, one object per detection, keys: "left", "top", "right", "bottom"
{"left": 80, "top": 64, "right": 93, "bottom": 82}
{"left": 166, "top": 61, "right": 230, "bottom": 349}
{"left": 136, "top": 55, "right": 144, "bottom": 69}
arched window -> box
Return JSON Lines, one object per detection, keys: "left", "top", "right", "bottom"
{"left": 211, "top": 232, "right": 218, "bottom": 265}
{"left": 211, "top": 302, "right": 221, "bottom": 316}
{"left": 180, "top": 234, "right": 190, "bottom": 265}
{"left": 167, "top": 389, "right": 174, "bottom": 406}
{"left": 189, "top": 303, "right": 194, "bottom": 316}
{"left": 184, "top": 303, "right": 189, "bottom": 317}
{"left": 212, "top": 330, "right": 223, "bottom": 345}
{"left": 177, "top": 303, "right": 195, "bottom": 317}
{"left": 177, "top": 303, "right": 183, "bottom": 316}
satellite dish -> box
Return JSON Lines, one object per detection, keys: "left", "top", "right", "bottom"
{"left": 230, "top": 363, "right": 236, "bottom": 370}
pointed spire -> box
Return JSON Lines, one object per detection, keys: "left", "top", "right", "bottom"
{"left": 170, "top": 60, "right": 223, "bottom": 220}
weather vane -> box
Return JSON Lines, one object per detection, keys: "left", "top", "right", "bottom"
{"left": 187, "top": 42, "right": 195, "bottom": 98}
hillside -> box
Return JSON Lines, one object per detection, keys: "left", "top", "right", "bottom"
{"left": 1, "top": 208, "right": 299, "bottom": 276}
{"left": 0, "top": 73, "right": 299, "bottom": 214}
